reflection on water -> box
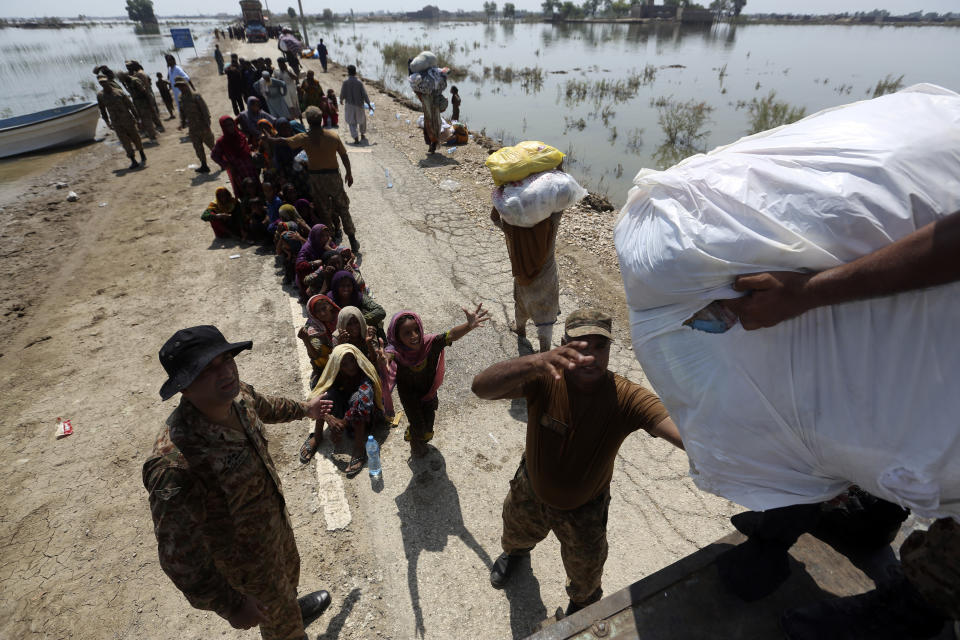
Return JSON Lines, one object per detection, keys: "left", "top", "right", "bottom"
{"left": 0, "top": 20, "right": 217, "bottom": 118}
{"left": 317, "top": 20, "right": 960, "bottom": 204}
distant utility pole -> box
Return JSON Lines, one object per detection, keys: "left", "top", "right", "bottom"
{"left": 297, "top": 0, "right": 310, "bottom": 46}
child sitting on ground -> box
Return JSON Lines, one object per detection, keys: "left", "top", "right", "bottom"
{"left": 304, "top": 344, "right": 383, "bottom": 475}
{"left": 298, "top": 294, "right": 341, "bottom": 389}
{"left": 380, "top": 304, "right": 490, "bottom": 457}
{"left": 201, "top": 187, "right": 243, "bottom": 239}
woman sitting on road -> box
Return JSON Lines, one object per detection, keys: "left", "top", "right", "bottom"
{"left": 298, "top": 294, "right": 341, "bottom": 389}
{"left": 200, "top": 187, "right": 243, "bottom": 240}
{"left": 326, "top": 270, "right": 385, "bottom": 336}
{"left": 334, "top": 305, "right": 393, "bottom": 419}
{"left": 295, "top": 224, "right": 339, "bottom": 301}
{"left": 304, "top": 344, "right": 383, "bottom": 475}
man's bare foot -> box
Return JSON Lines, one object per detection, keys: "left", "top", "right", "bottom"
{"left": 510, "top": 320, "right": 527, "bottom": 339}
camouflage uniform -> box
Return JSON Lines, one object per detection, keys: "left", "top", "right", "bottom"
{"left": 96, "top": 89, "right": 143, "bottom": 155}
{"left": 307, "top": 171, "right": 354, "bottom": 236}
{"left": 121, "top": 75, "right": 157, "bottom": 140}
{"left": 501, "top": 459, "right": 609, "bottom": 606}
{"left": 901, "top": 517, "right": 960, "bottom": 619}
{"left": 179, "top": 90, "right": 215, "bottom": 165}
{"left": 143, "top": 382, "right": 309, "bottom": 640}
{"left": 156, "top": 78, "right": 176, "bottom": 117}
{"left": 133, "top": 69, "right": 164, "bottom": 130}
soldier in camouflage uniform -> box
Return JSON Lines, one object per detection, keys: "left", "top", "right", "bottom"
{"left": 126, "top": 59, "right": 165, "bottom": 132}
{"left": 144, "top": 325, "right": 333, "bottom": 640}
{"left": 116, "top": 71, "right": 157, "bottom": 142}
{"left": 96, "top": 75, "right": 145, "bottom": 170}
{"left": 175, "top": 77, "right": 214, "bottom": 173}
{"left": 472, "top": 309, "right": 685, "bottom": 616}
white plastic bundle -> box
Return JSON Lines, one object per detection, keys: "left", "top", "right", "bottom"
{"left": 492, "top": 170, "right": 588, "bottom": 227}
{"left": 408, "top": 67, "right": 447, "bottom": 95}
{"left": 409, "top": 51, "right": 438, "bottom": 73}
{"left": 614, "top": 84, "right": 960, "bottom": 519}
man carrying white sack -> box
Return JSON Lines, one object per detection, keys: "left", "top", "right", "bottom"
{"left": 718, "top": 210, "right": 960, "bottom": 640}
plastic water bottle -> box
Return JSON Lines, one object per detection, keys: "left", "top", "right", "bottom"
{"left": 385, "top": 169, "right": 393, "bottom": 189}
{"left": 366, "top": 436, "right": 381, "bottom": 477}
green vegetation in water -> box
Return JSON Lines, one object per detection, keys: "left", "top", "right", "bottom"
{"left": 380, "top": 40, "right": 468, "bottom": 80}
{"left": 562, "top": 65, "right": 657, "bottom": 106}
{"left": 870, "top": 74, "right": 904, "bottom": 98}
{"left": 742, "top": 91, "right": 806, "bottom": 134}
{"left": 481, "top": 65, "right": 544, "bottom": 91}
{"left": 651, "top": 96, "right": 714, "bottom": 169}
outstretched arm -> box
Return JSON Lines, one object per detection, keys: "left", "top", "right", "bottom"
{"left": 472, "top": 343, "right": 595, "bottom": 400}
{"left": 649, "top": 416, "right": 684, "bottom": 450}
{"left": 723, "top": 210, "right": 960, "bottom": 330}
{"left": 448, "top": 303, "right": 490, "bottom": 343}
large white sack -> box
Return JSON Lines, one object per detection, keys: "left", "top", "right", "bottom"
{"left": 492, "top": 170, "right": 588, "bottom": 227}
{"left": 613, "top": 84, "right": 960, "bottom": 519}
{"left": 409, "top": 50, "right": 438, "bottom": 73}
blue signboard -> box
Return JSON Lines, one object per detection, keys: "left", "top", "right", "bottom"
{"left": 170, "top": 28, "right": 194, "bottom": 49}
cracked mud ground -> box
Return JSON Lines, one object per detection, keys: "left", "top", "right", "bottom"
{"left": 0, "top": 42, "right": 739, "bottom": 639}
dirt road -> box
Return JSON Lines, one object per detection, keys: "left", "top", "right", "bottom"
{"left": 0, "top": 41, "right": 739, "bottom": 639}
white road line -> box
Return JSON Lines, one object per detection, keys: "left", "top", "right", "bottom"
{"left": 288, "top": 296, "right": 352, "bottom": 531}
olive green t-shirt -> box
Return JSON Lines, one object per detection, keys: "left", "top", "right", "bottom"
{"left": 285, "top": 130, "right": 346, "bottom": 171}
{"left": 522, "top": 371, "right": 669, "bottom": 510}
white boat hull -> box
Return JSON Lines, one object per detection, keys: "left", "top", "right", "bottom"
{"left": 0, "top": 103, "right": 101, "bottom": 159}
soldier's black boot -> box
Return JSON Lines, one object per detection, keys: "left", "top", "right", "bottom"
{"left": 490, "top": 551, "right": 528, "bottom": 588}
{"left": 780, "top": 573, "right": 946, "bottom": 640}
{"left": 347, "top": 233, "right": 360, "bottom": 253}
{"left": 298, "top": 589, "right": 331, "bottom": 629}
{"left": 717, "top": 503, "right": 820, "bottom": 602}
{"left": 139, "top": 149, "right": 146, "bottom": 164}
{"left": 127, "top": 153, "right": 139, "bottom": 169}
{"left": 564, "top": 587, "right": 603, "bottom": 617}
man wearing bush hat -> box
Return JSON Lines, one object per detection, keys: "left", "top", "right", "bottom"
{"left": 472, "top": 309, "right": 684, "bottom": 616}
{"left": 143, "top": 325, "right": 333, "bottom": 639}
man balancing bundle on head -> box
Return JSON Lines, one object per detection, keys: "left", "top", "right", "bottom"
{"left": 143, "top": 326, "right": 335, "bottom": 639}
{"left": 472, "top": 309, "right": 685, "bottom": 616}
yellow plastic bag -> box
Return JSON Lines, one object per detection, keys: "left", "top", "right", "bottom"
{"left": 485, "top": 140, "right": 565, "bottom": 186}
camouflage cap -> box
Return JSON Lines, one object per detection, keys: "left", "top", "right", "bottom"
{"left": 564, "top": 308, "right": 613, "bottom": 340}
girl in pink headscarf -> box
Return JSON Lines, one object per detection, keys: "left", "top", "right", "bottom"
{"left": 379, "top": 304, "right": 490, "bottom": 457}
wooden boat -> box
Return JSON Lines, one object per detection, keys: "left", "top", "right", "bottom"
{"left": 0, "top": 102, "right": 100, "bottom": 159}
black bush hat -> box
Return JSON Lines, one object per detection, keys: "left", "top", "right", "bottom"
{"left": 158, "top": 325, "right": 251, "bottom": 400}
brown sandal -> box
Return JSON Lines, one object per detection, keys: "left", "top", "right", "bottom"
{"left": 299, "top": 434, "right": 318, "bottom": 464}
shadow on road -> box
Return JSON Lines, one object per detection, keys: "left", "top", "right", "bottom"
{"left": 315, "top": 587, "right": 361, "bottom": 640}
{"left": 395, "top": 451, "right": 493, "bottom": 637}
{"left": 502, "top": 555, "right": 549, "bottom": 639}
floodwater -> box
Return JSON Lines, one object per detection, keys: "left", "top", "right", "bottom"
{"left": 2, "top": 20, "right": 960, "bottom": 204}
{"left": 0, "top": 20, "right": 217, "bottom": 118}
{"left": 314, "top": 20, "right": 960, "bottom": 204}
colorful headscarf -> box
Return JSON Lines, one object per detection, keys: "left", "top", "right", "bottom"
{"left": 335, "top": 305, "right": 367, "bottom": 347}
{"left": 216, "top": 115, "right": 251, "bottom": 158}
{"left": 326, "top": 270, "right": 363, "bottom": 308}
{"left": 207, "top": 186, "right": 236, "bottom": 213}
{"left": 294, "top": 198, "right": 313, "bottom": 221}
{"left": 385, "top": 310, "right": 446, "bottom": 401}
{"left": 307, "top": 294, "right": 340, "bottom": 334}
{"left": 257, "top": 118, "right": 277, "bottom": 136}
{"left": 297, "top": 223, "right": 331, "bottom": 264}
{"left": 309, "top": 343, "right": 384, "bottom": 411}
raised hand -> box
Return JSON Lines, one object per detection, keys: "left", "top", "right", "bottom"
{"left": 463, "top": 302, "right": 491, "bottom": 330}
{"left": 305, "top": 396, "right": 334, "bottom": 420}
{"left": 536, "top": 342, "right": 596, "bottom": 380}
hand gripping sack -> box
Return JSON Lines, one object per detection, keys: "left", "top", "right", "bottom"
{"left": 485, "top": 141, "right": 565, "bottom": 186}
{"left": 613, "top": 84, "right": 960, "bottom": 519}
{"left": 409, "top": 50, "right": 438, "bottom": 73}
{"left": 492, "top": 170, "right": 588, "bottom": 227}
